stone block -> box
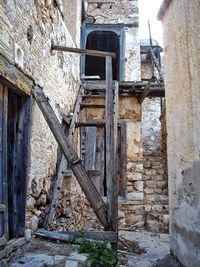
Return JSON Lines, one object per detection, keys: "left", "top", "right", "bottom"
{"left": 145, "top": 181, "right": 157, "bottom": 188}
{"left": 156, "top": 168, "right": 165, "bottom": 175}
{"left": 125, "top": 214, "right": 143, "bottom": 225}
{"left": 144, "top": 188, "right": 154, "bottom": 194}
{"left": 128, "top": 192, "right": 143, "bottom": 201}
{"left": 162, "top": 214, "right": 169, "bottom": 225}
{"left": 127, "top": 185, "right": 133, "bottom": 192}
{"left": 135, "top": 163, "right": 143, "bottom": 172}
{"left": 133, "top": 181, "right": 143, "bottom": 192}
{"left": 144, "top": 169, "right": 157, "bottom": 176}
{"left": 127, "top": 172, "right": 142, "bottom": 181}
{"left": 152, "top": 205, "right": 163, "bottom": 212}
{"left": 144, "top": 205, "right": 152, "bottom": 212}
{"left": 157, "top": 181, "right": 168, "bottom": 188}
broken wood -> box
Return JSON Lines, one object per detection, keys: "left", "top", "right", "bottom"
{"left": 32, "top": 86, "right": 108, "bottom": 229}
{"left": 36, "top": 229, "right": 117, "bottom": 243}
{"left": 51, "top": 45, "right": 116, "bottom": 59}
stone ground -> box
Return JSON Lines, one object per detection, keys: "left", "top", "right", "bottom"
{"left": 1, "top": 231, "right": 182, "bottom": 267}
{"left": 5, "top": 239, "right": 89, "bottom": 267}
{"left": 118, "top": 230, "right": 182, "bottom": 267}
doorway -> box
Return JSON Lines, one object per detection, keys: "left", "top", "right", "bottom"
{"left": 85, "top": 31, "right": 120, "bottom": 80}
{"left": 81, "top": 23, "right": 125, "bottom": 81}
{"left": 0, "top": 83, "right": 31, "bottom": 242}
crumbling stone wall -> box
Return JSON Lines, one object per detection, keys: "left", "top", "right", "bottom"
{"left": 86, "top": 0, "right": 141, "bottom": 81}
{"left": 159, "top": 0, "right": 200, "bottom": 266}
{"left": 0, "top": 0, "right": 82, "bottom": 231}
{"left": 142, "top": 98, "right": 168, "bottom": 233}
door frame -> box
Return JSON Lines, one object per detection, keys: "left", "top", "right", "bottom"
{"left": 81, "top": 22, "right": 125, "bottom": 81}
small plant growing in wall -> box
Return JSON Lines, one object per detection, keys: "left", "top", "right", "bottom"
{"left": 78, "top": 239, "right": 118, "bottom": 267}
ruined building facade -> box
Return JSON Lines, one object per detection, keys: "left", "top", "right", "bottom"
{"left": 0, "top": 0, "right": 167, "bottom": 255}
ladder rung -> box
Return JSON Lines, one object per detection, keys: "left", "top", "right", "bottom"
{"left": 76, "top": 120, "right": 106, "bottom": 127}
{"left": 82, "top": 95, "right": 105, "bottom": 99}
{"left": 80, "top": 104, "right": 105, "bottom": 109}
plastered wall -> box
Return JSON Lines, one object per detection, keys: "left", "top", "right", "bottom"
{"left": 161, "top": 0, "right": 200, "bottom": 266}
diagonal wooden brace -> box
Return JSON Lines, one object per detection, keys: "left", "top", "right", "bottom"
{"left": 32, "top": 86, "right": 108, "bottom": 229}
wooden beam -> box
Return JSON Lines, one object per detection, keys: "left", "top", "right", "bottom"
{"left": 36, "top": 229, "right": 117, "bottom": 243}
{"left": 80, "top": 103, "right": 105, "bottom": 109}
{"left": 105, "top": 56, "right": 118, "bottom": 251}
{"left": 32, "top": 86, "right": 108, "bottom": 229}
{"left": 0, "top": 54, "right": 33, "bottom": 95}
{"left": 45, "top": 85, "right": 84, "bottom": 229}
{"left": 76, "top": 119, "right": 106, "bottom": 127}
{"left": 51, "top": 45, "right": 116, "bottom": 59}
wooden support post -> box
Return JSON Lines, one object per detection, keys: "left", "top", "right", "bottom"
{"left": 105, "top": 56, "right": 118, "bottom": 252}
{"left": 32, "top": 86, "right": 108, "bottom": 229}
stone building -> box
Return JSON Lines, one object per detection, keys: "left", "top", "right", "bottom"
{"left": 0, "top": 0, "right": 167, "bottom": 259}
{"left": 158, "top": 1, "right": 200, "bottom": 266}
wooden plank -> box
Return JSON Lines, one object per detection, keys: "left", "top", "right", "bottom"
{"left": 0, "top": 54, "right": 33, "bottom": 95}
{"left": 82, "top": 95, "right": 105, "bottom": 99}
{"left": 87, "top": 170, "right": 101, "bottom": 193}
{"left": 80, "top": 103, "right": 105, "bottom": 109}
{"left": 120, "top": 123, "right": 127, "bottom": 199}
{"left": 105, "top": 56, "right": 118, "bottom": 251}
{"left": 76, "top": 120, "right": 106, "bottom": 127}
{"left": 32, "top": 86, "right": 108, "bottom": 229}
{"left": 84, "top": 127, "right": 97, "bottom": 170}
{"left": 36, "top": 229, "right": 117, "bottom": 243}
{"left": 0, "top": 238, "right": 26, "bottom": 260}
{"left": 45, "top": 85, "right": 84, "bottom": 229}
{"left": 51, "top": 45, "right": 116, "bottom": 59}
{"left": 95, "top": 129, "right": 105, "bottom": 196}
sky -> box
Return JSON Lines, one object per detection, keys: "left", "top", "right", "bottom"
{"left": 139, "top": 0, "right": 163, "bottom": 46}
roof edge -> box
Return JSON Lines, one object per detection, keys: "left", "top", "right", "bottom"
{"left": 157, "top": 0, "right": 172, "bottom": 20}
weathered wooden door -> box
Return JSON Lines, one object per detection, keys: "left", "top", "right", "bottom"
{"left": 0, "top": 83, "right": 31, "bottom": 244}
{"left": 0, "top": 83, "right": 8, "bottom": 249}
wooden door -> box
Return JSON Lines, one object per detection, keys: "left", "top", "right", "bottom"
{"left": 0, "top": 84, "right": 8, "bottom": 249}
{"left": 7, "top": 90, "right": 31, "bottom": 239}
